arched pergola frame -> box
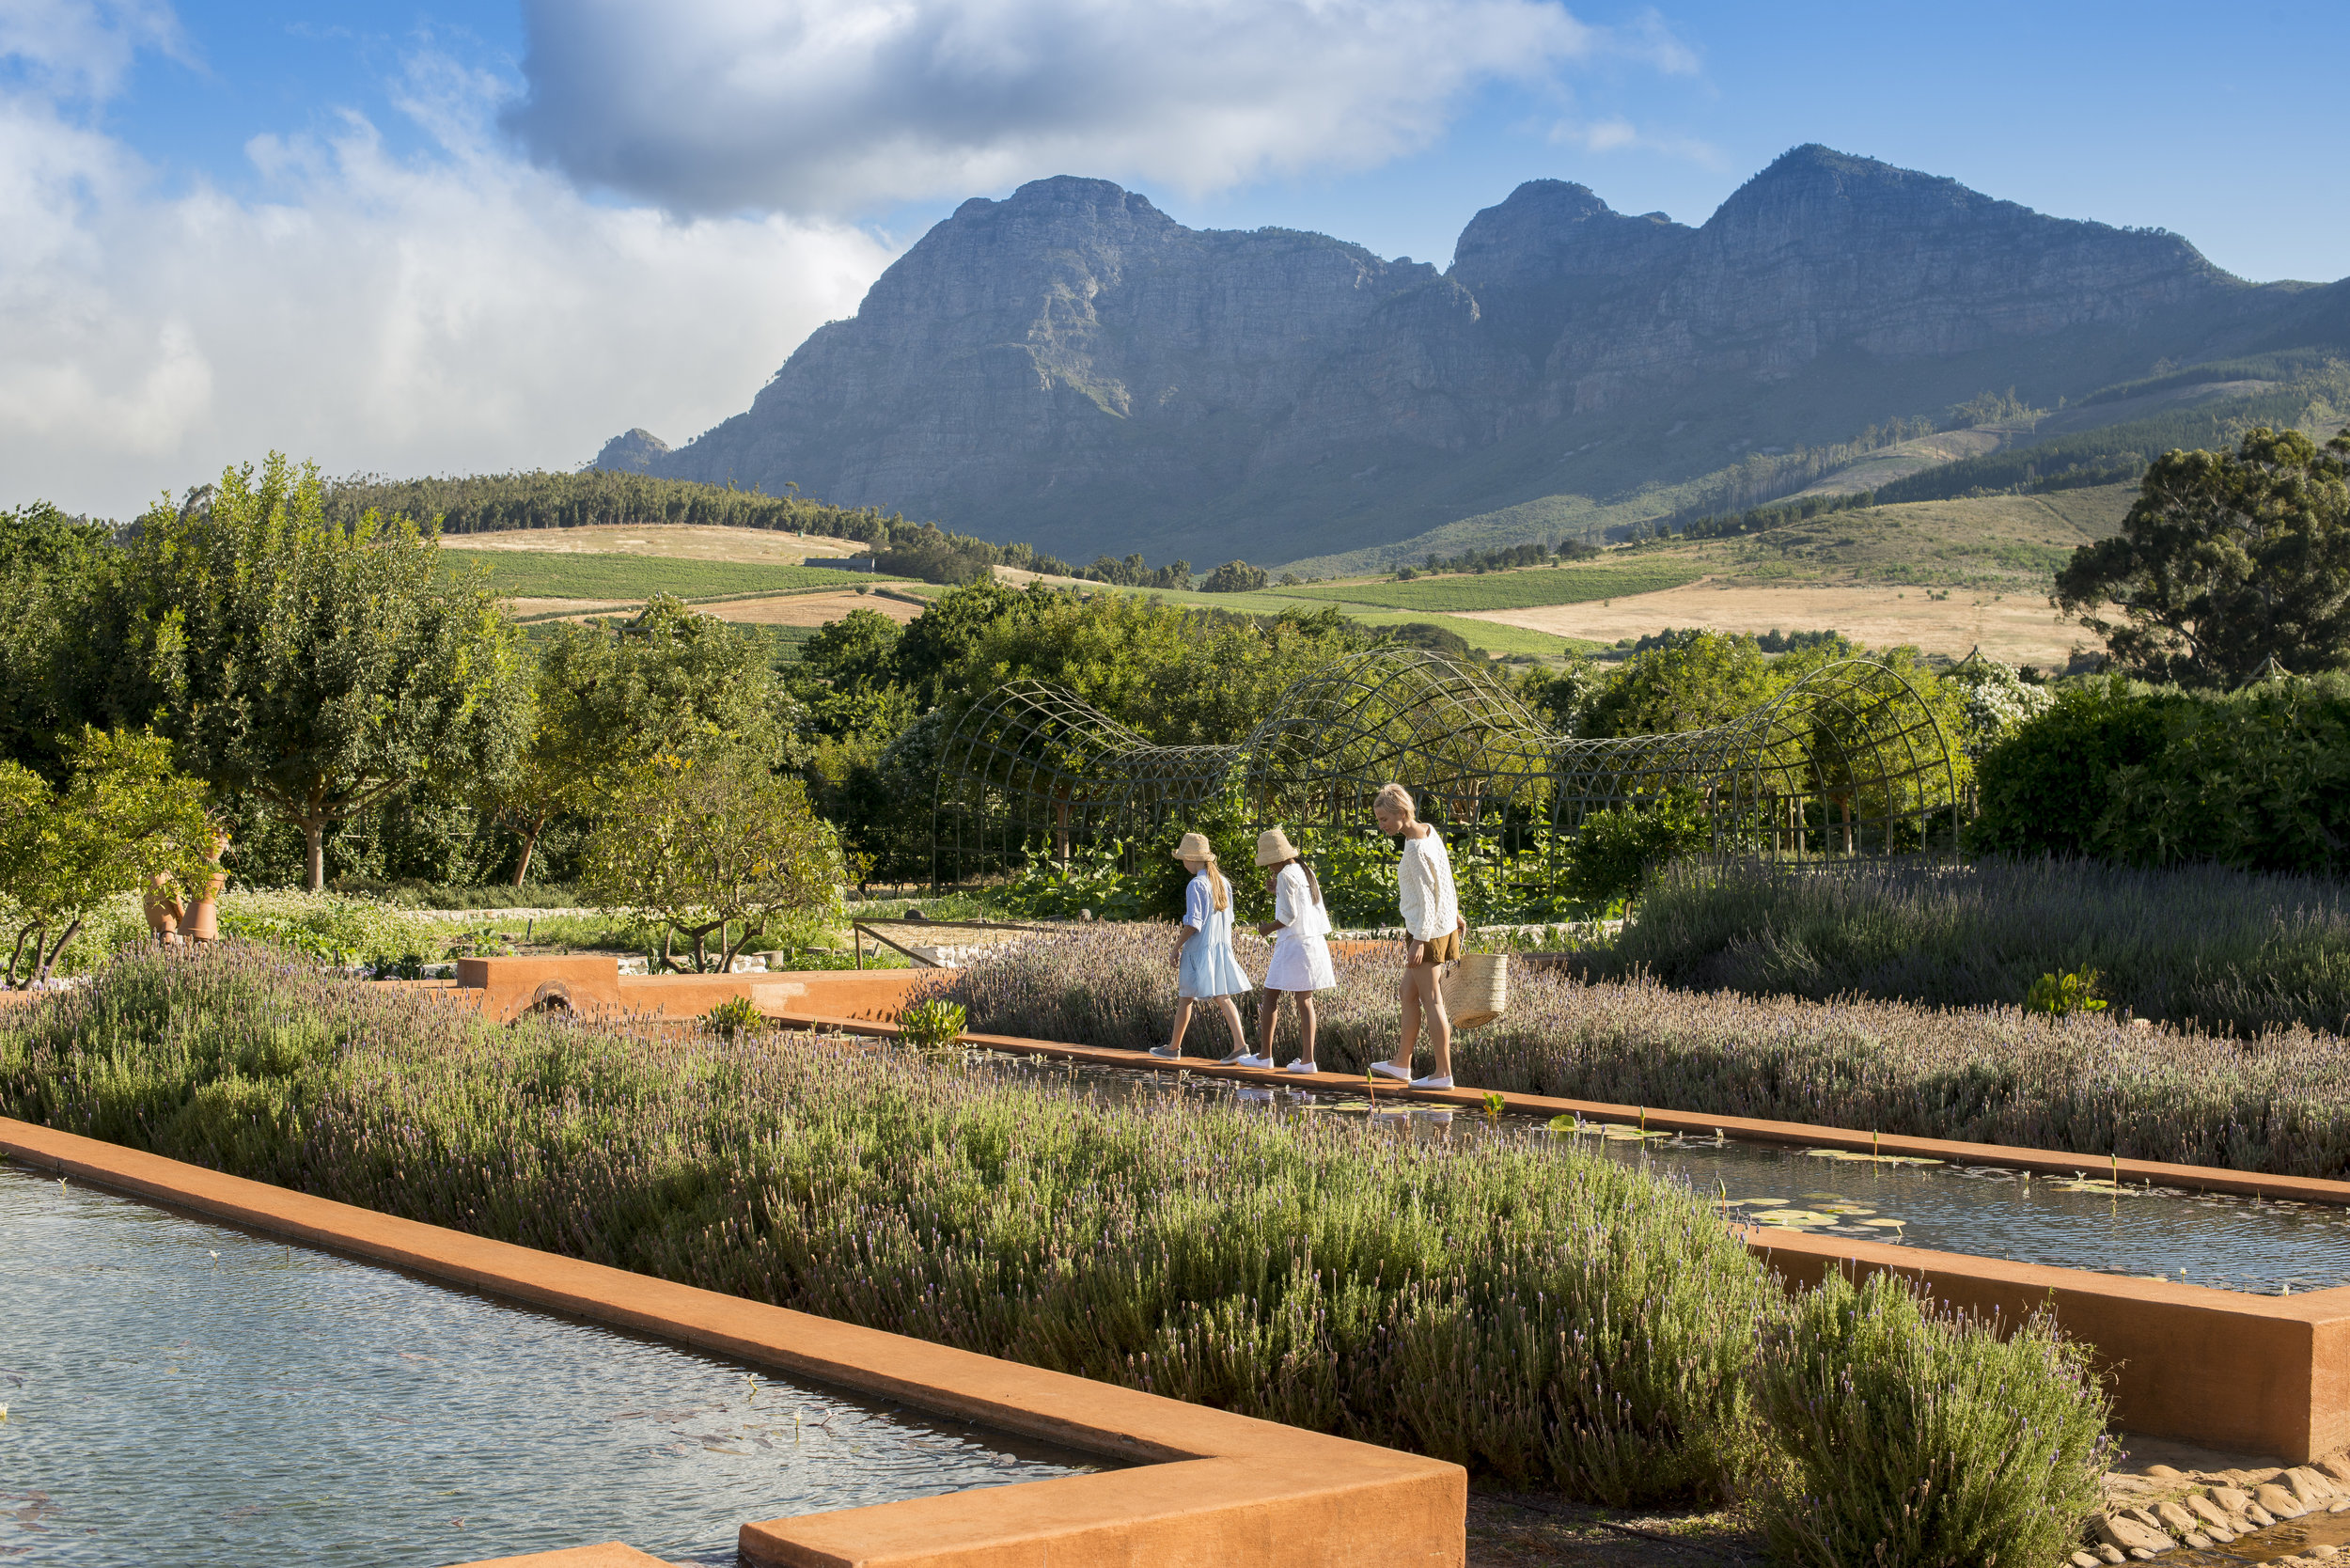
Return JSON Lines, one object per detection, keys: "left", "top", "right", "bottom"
{"left": 932, "top": 648, "right": 1962, "bottom": 889}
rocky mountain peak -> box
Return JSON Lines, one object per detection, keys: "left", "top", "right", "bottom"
{"left": 1450, "top": 179, "right": 1692, "bottom": 295}
{"left": 592, "top": 428, "right": 669, "bottom": 473}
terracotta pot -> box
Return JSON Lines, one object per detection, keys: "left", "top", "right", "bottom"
{"left": 143, "top": 882, "right": 185, "bottom": 942}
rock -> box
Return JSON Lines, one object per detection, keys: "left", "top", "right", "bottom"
{"left": 2211, "top": 1486, "right": 2256, "bottom": 1512}
{"left": 2255, "top": 1482, "right": 2310, "bottom": 1518}
{"left": 2186, "top": 1495, "right": 2236, "bottom": 1531}
{"left": 2093, "top": 1548, "right": 2126, "bottom": 1565}
{"left": 2317, "top": 1457, "right": 2350, "bottom": 1484}
{"left": 2145, "top": 1465, "right": 2184, "bottom": 1479}
{"left": 2153, "top": 1499, "right": 2201, "bottom": 1534}
{"left": 2095, "top": 1513, "right": 2179, "bottom": 1554}
{"left": 2184, "top": 1532, "right": 2212, "bottom": 1549}
{"left": 2249, "top": 1504, "right": 2280, "bottom": 1525}
{"left": 2124, "top": 1507, "right": 2163, "bottom": 1529}
{"left": 2073, "top": 1553, "right": 2104, "bottom": 1567}
{"left": 2311, "top": 1546, "right": 2340, "bottom": 1560}
{"left": 2286, "top": 1467, "right": 2339, "bottom": 1502}
{"left": 591, "top": 428, "right": 669, "bottom": 474}
{"left": 2125, "top": 1553, "right": 2152, "bottom": 1563}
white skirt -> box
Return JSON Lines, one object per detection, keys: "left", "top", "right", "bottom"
{"left": 1264, "top": 933, "right": 1336, "bottom": 993}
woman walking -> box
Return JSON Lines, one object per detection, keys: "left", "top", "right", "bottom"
{"left": 1152, "top": 832, "right": 1252, "bottom": 1061}
{"left": 1369, "top": 782, "right": 1465, "bottom": 1090}
{"left": 1251, "top": 827, "right": 1335, "bottom": 1072}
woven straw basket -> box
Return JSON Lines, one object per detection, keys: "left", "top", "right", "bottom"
{"left": 1441, "top": 950, "right": 1509, "bottom": 1030}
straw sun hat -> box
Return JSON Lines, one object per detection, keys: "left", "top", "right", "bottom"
{"left": 1170, "top": 831, "right": 1216, "bottom": 862}
{"left": 1253, "top": 827, "right": 1301, "bottom": 867}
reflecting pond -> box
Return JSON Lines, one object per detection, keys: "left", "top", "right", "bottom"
{"left": 0, "top": 1165, "right": 1097, "bottom": 1567}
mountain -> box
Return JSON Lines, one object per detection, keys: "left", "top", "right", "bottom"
{"left": 609, "top": 146, "right": 2347, "bottom": 570}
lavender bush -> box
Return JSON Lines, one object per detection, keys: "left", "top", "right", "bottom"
{"left": 1, "top": 943, "right": 1771, "bottom": 1504}
{"left": 944, "top": 925, "right": 2350, "bottom": 1178}
{"left": 1585, "top": 855, "right": 2350, "bottom": 1036}
{"left": 1752, "top": 1271, "right": 2112, "bottom": 1568}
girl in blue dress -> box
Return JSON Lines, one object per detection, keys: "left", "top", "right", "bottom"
{"left": 1151, "top": 832, "right": 1253, "bottom": 1061}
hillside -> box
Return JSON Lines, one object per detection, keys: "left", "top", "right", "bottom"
{"left": 458, "top": 477, "right": 2130, "bottom": 666}
{"left": 603, "top": 144, "right": 2347, "bottom": 571}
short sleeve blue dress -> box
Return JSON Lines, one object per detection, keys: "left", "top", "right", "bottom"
{"left": 1177, "top": 870, "right": 1253, "bottom": 999}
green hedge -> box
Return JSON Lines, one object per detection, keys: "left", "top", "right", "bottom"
{"left": 1970, "top": 674, "right": 2350, "bottom": 873}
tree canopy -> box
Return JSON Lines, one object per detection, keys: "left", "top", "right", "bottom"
{"left": 2056, "top": 425, "right": 2350, "bottom": 688}
{"left": 123, "top": 454, "right": 531, "bottom": 890}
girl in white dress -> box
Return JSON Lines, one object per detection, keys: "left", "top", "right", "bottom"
{"left": 1150, "top": 832, "right": 1252, "bottom": 1061}
{"left": 1250, "top": 827, "right": 1335, "bottom": 1073}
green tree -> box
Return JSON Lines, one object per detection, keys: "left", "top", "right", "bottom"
{"left": 1199, "top": 559, "right": 1269, "bottom": 593}
{"left": 0, "top": 503, "right": 129, "bottom": 776}
{"left": 1584, "top": 630, "right": 1776, "bottom": 737}
{"left": 489, "top": 595, "right": 807, "bottom": 885}
{"left": 123, "top": 454, "right": 531, "bottom": 891}
{"left": 579, "top": 743, "right": 846, "bottom": 973}
{"left": 0, "top": 729, "right": 215, "bottom": 987}
{"left": 2056, "top": 425, "right": 2350, "bottom": 688}
{"left": 801, "top": 606, "right": 902, "bottom": 692}
{"left": 891, "top": 579, "right": 1049, "bottom": 707}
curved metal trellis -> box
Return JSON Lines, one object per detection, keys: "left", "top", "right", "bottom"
{"left": 932, "top": 647, "right": 1962, "bottom": 889}
{"left": 932, "top": 682, "right": 1243, "bottom": 886}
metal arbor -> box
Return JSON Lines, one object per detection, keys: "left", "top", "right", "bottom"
{"left": 932, "top": 647, "right": 1963, "bottom": 886}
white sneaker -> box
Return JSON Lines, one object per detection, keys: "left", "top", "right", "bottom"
{"left": 1148, "top": 1045, "right": 1183, "bottom": 1059}
{"left": 1235, "top": 1053, "right": 1273, "bottom": 1069}
{"left": 1410, "top": 1074, "right": 1455, "bottom": 1090}
{"left": 1282, "top": 1059, "right": 1319, "bottom": 1074}
{"left": 1369, "top": 1061, "right": 1411, "bottom": 1082}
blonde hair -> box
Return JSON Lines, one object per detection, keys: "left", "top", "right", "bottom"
{"left": 1198, "top": 855, "right": 1230, "bottom": 912}
{"left": 1372, "top": 782, "right": 1416, "bottom": 818}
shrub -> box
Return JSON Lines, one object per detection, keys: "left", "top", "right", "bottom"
{"left": 1970, "top": 674, "right": 2350, "bottom": 872}
{"left": 1591, "top": 855, "right": 2350, "bottom": 1036}
{"left": 896, "top": 998, "right": 966, "bottom": 1049}
{"left": 1752, "top": 1270, "right": 2111, "bottom": 1568}
{"left": 701, "top": 995, "right": 761, "bottom": 1037}
{"left": 940, "top": 924, "right": 2350, "bottom": 1177}
{"left": 0, "top": 944, "right": 1781, "bottom": 1504}
{"left": 2025, "top": 970, "right": 2107, "bottom": 1017}
{"left": 1561, "top": 792, "right": 1709, "bottom": 911}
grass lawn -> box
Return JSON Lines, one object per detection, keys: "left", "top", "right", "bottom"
{"left": 1279, "top": 562, "right": 1707, "bottom": 611}
{"left": 446, "top": 549, "right": 911, "bottom": 602}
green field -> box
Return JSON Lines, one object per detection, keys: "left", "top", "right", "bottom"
{"left": 444, "top": 549, "right": 909, "bottom": 602}
{"left": 1279, "top": 562, "right": 1706, "bottom": 612}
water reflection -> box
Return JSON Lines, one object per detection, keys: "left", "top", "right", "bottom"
{"left": 0, "top": 1168, "right": 1094, "bottom": 1567}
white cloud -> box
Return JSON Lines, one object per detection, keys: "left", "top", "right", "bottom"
{"left": 0, "top": 16, "right": 895, "bottom": 519}
{"left": 1549, "top": 114, "right": 1721, "bottom": 167}
{"left": 504, "top": 0, "right": 1665, "bottom": 214}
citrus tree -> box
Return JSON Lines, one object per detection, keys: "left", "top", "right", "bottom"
{"left": 579, "top": 745, "right": 846, "bottom": 974}
{"left": 0, "top": 729, "right": 215, "bottom": 987}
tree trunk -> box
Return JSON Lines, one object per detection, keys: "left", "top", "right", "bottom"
{"left": 5, "top": 925, "right": 32, "bottom": 989}
{"left": 511, "top": 819, "right": 543, "bottom": 888}
{"left": 36, "top": 919, "right": 83, "bottom": 986}
{"left": 305, "top": 820, "right": 326, "bottom": 893}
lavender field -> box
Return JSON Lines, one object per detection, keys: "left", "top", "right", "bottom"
{"left": 943, "top": 925, "right": 2350, "bottom": 1179}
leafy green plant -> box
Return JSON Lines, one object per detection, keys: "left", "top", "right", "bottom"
{"left": 1561, "top": 791, "right": 1709, "bottom": 911}
{"left": 897, "top": 997, "right": 967, "bottom": 1050}
{"left": 702, "top": 994, "right": 762, "bottom": 1038}
{"left": 2026, "top": 969, "right": 2107, "bottom": 1017}
{"left": 1751, "top": 1269, "right": 2111, "bottom": 1568}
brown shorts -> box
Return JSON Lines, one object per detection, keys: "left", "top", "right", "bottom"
{"left": 1408, "top": 929, "right": 1461, "bottom": 965}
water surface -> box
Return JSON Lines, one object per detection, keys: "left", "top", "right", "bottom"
{"left": 0, "top": 1165, "right": 1094, "bottom": 1567}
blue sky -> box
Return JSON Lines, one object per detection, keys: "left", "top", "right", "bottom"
{"left": 8, "top": 0, "right": 2346, "bottom": 516}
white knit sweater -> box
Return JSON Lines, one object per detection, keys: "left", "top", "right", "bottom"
{"left": 1396, "top": 829, "right": 1459, "bottom": 941}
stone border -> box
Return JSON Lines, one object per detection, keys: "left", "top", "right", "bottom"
{"left": 0, "top": 1118, "right": 1463, "bottom": 1568}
